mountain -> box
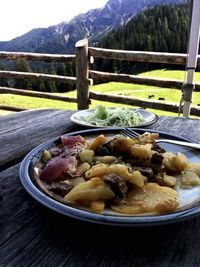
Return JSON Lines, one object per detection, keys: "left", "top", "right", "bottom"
{"left": 0, "top": 0, "right": 186, "bottom": 54}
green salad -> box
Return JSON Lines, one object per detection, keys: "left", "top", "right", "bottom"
{"left": 82, "top": 105, "right": 145, "bottom": 127}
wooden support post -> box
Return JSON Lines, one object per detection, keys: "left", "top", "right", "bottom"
{"left": 75, "top": 39, "right": 90, "bottom": 110}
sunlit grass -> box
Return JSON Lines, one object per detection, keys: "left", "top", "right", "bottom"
{"left": 1, "top": 69, "right": 200, "bottom": 117}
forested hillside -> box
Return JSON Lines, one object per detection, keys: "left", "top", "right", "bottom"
{"left": 0, "top": 4, "right": 190, "bottom": 92}
{"left": 95, "top": 4, "right": 189, "bottom": 73}
{"left": 99, "top": 4, "right": 189, "bottom": 53}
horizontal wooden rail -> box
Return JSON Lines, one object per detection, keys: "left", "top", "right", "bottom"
{"left": 0, "top": 51, "right": 76, "bottom": 63}
{"left": 0, "top": 70, "right": 77, "bottom": 84}
{"left": 89, "top": 91, "right": 200, "bottom": 116}
{"left": 89, "top": 70, "right": 200, "bottom": 91}
{"left": 0, "top": 87, "right": 77, "bottom": 103}
{"left": 89, "top": 47, "right": 198, "bottom": 66}
{"left": 0, "top": 104, "right": 27, "bottom": 112}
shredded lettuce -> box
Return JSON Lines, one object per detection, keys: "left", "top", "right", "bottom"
{"left": 83, "top": 105, "right": 145, "bottom": 127}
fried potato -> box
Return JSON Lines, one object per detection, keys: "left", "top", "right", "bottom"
{"left": 138, "top": 132, "right": 159, "bottom": 145}
{"left": 181, "top": 171, "right": 200, "bottom": 187}
{"left": 85, "top": 163, "right": 145, "bottom": 187}
{"left": 111, "top": 137, "right": 135, "bottom": 153}
{"left": 89, "top": 134, "right": 106, "bottom": 151}
{"left": 130, "top": 144, "right": 152, "bottom": 164}
{"left": 163, "top": 174, "right": 176, "bottom": 188}
{"left": 111, "top": 183, "right": 179, "bottom": 214}
{"left": 85, "top": 163, "right": 109, "bottom": 178}
{"left": 174, "top": 152, "right": 188, "bottom": 172}
{"left": 90, "top": 200, "right": 105, "bottom": 213}
{"left": 163, "top": 152, "right": 188, "bottom": 172}
{"left": 94, "top": 156, "right": 116, "bottom": 164}
{"left": 78, "top": 149, "right": 94, "bottom": 163}
{"left": 127, "top": 170, "right": 145, "bottom": 188}
{"left": 64, "top": 177, "right": 114, "bottom": 203}
{"left": 185, "top": 162, "right": 200, "bottom": 176}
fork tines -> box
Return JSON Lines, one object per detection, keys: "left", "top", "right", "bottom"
{"left": 120, "top": 128, "right": 140, "bottom": 138}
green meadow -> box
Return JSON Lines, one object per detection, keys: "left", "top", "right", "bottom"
{"left": 1, "top": 69, "right": 200, "bottom": 117}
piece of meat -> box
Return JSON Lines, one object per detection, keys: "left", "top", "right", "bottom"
{"left": 103, "top": 173, "right": 128, "bottom": 198}
{"left": 60, "top": 135, "right": 85, "bottom": 147}
{"left": 132, "top": 166, "right": 153, "bottom": 178}
{"left": 151, "top": 153, "right": 164, "bottom": 174}
{"left": 46, "top": 181, "right": 73, "bottom": 197}
{"left": 152, "top": 143, "right": 166, "bottom": 154}
{"left": 40, "top": 155, "right": 77, "bottom": 183}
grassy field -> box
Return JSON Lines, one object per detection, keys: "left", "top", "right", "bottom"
{"left": 1, "top": 69, "right": 200, "bottom": 117}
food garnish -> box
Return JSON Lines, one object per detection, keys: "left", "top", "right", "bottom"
{"left": 82, "top": 105, "right": 145, "bottom": 127}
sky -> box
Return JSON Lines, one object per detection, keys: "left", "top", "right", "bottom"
{"left": 0, "top": 0, "right": 108, "bottom": 41}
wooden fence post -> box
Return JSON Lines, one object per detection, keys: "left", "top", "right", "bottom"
{"left": 75, "top": 39, "right": 90, "bottom": 110}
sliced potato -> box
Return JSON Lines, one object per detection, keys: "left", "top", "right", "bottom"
{"left": 163, "top": 174, "right": 176, "bottom": 188}
{"left": 85, "top": 163, "right": 145, "bottom": 187}
{"left": 111, "top": 183, "right": 179, "bottom": 214}
{"left": 94, "top": 156, "right": 116, "bottom": 164}
{"left": 130, "top": 144, "right": 152, "bottom": 163}
{"left": 185, "top": 162, "right": 200, "bottom": 176}
{"left": 181, "top": 171, "right": 200, "bottom": 187}
{"left": 78, "top": 149, "right": 94, "bottom": 163}
{"left": 163, "top": 152, "right": 188, "bottom": 173}
{"left": 89, "top": 134, "right": 106, "bottom": 151}
{"left": 127, "top": 170, "right": 145, "bottom": 188}
{"left": 64, "top": 177, "right": 114, "bottom": 203}
{"left": 174, "top": 152, "right": 188, "bottom": 172}
{"left": 90, "top": 200, "right": 105, "bottom": 213}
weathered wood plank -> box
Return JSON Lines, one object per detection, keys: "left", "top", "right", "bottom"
{"left": 1, "top": 110, "right": 200, "bottom": 267}
{"left": 145, "top": 115, "right": 200, "bottom": 143}
{"left": 0, "top": 51, "right": 76, "bottom": 63}
{"left": 76, "top": 39, "right": 90, "bottom": 110}
{"left": 89, "top": 47, "right": 194, "bottom": 65}
{"left": 89, "top": 70, "right": 200, "bottom": 91}
{"left": 89, "top": 91, "right": 200, "bottom": 116}
{"left": 0, "top": 104, "right": 27, "bottom": 111}
{"left": 0, "top": 109, "right": 78, "bottom": 171}
{"left": 0, "top": 70, "right": 77, "bottom": 84}
{"left": 0, "top": 87, "right": 77, "bottom": 103}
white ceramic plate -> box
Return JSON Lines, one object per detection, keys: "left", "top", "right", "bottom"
{"left": 70, "top": 108, "right": 157, "bottom": 128}
{"left": 20, "top": 128, "right": 200, "bottom": 227}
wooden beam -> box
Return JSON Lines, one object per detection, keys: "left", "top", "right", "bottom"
{"left": 76, "top": 39, "right": 90, "bottom": 110}
{"left": 89, "top": 70, "right": 188, "bottom": 90}
{"left": 0, "top": 87, "right": 77, "bottom": 103}
{"left": 0, "top": 104, "right": 27, "bottom": 112}
{"left": 0, "top": 51, "right": 76, "bottom": 63}
{"left": 88, "top": 47, "right": 191, "bottom": 65}
{"left": 0, "top": 70, "right": 77, "bottom": 84}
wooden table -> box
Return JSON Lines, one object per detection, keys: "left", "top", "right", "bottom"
{"left": 1, "top": 108, "right": 200, "bottom": 266}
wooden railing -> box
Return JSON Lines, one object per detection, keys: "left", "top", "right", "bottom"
{"left": 0, "top": 39, "right": 200, "bottom": 116}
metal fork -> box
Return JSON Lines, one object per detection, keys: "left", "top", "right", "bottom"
{"left": 120, "top": 128, "right": 200, "bottom": 150}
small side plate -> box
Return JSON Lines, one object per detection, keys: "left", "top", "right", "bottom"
{"left": 70, "top": 108, "right": 157, "bottom": 128}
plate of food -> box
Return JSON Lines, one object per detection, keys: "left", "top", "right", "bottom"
{"left": 20, "top": 128, "right": 200, "bottom": 226}
{"left": 70, "top": 105, "right": 157, "bottom": 128}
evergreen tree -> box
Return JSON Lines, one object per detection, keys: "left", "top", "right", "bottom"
{"left": 96, "top": 4, "right": 189, "bottom": 73}
{"left": 13, "top": 60, "right": 32, "bottom": 89}
{"left": 0, "top": 61, "right": 8, "bottom": 87}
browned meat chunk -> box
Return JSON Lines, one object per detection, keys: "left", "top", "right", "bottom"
{"left": 103, "top": 173, "right": 128, "bottom": 198}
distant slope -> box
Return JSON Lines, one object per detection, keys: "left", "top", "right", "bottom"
{"left": 0, "top": 0, "right": 186, "bottom": 54}
{"left": 99, "top": 4, "right": 189, "bottom": 53}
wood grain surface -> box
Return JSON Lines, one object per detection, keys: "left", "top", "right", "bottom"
{"left": 1, "top": 109, "right": 200, "bottom": 267}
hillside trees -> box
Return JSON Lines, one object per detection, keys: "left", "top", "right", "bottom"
{"left": 96, "top": 4, "right": 189, "bottom": 73}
